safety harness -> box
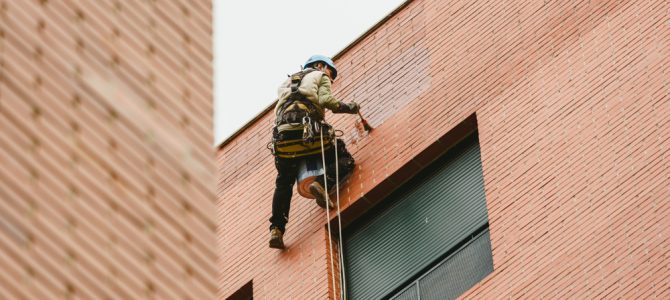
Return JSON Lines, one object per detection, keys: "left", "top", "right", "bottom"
{"left": 271, "top": 69, "right": 333, "bottom": 158}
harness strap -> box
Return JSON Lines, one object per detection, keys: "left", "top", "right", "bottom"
{"left": 276, "top": 69, "right": 322, "bottom": 125}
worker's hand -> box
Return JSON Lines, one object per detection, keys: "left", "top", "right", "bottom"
{"left": 345, "top": 102, "right": 360, "bottom": 114}
{"left": 333, "top": 101, "right": 360, "bottom": 114}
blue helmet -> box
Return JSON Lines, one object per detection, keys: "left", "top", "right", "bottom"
{"left": 303, "top": 55, "right": 338, "bottom": 80}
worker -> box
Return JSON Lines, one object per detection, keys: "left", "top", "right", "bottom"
{"left": 269, "top": 55, "right": 359, "bottom": 249}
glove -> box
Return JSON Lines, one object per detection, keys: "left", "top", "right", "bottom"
{"left": 348, "top": 102, "right": 360, "bottom": 113}
{"left": 332, "top": 101, "right": 359, "bottom": 114}
{"left": 339, "top": 102, "right": 359, "bottom": 114}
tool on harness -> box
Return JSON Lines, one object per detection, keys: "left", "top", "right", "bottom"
{"left": 302, "top": 116, "right": 313, "bottom": 141}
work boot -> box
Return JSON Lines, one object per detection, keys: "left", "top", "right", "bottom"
{"left": 269, "top": 227, "right": 285, "bottom": 249}
{"left": 310, "top": 182, "right": 334, "bottom": 209}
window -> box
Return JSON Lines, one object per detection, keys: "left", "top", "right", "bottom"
{"left": 343, "top": 133, "right": 493, "bottom": 300}
{"left": 389, "top": 229, "right": 492, "bottom": 299}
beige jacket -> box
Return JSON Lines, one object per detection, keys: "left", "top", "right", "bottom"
{"left": 274, "top": 69, "right": 345, "bottom": 124}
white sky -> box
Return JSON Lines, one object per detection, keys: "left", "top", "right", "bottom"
{"left": 213, "top": 0, "right": 407, "bottom": 145}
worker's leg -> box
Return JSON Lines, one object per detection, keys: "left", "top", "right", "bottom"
{"left": 269, "top": 157, "right": 299, "bottom": 233}
{"left": 334, "top": 139, "right": 356, "bottom": 183}
{"left": 315, "top": 139, "right": 355, "bottom": 191}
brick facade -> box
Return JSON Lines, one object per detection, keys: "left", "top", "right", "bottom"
{"left": 219, "top": 0, "right": 669, "bottom": 298}
{"left": 1, "top": 1, "right": 215, "bottom": 299}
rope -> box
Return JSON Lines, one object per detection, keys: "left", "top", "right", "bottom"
{"left": 320, "top": 128, "right": 338, "bottom": 299}
{"left": 334, "top": 137, "right": 347, "bottom": 300}
{"left": 320, "top": 125, "right": 348, "bottom": 299}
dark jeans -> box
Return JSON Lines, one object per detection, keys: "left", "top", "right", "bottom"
{"left": 269, "top": 139, "right": 355, "bottom": 232}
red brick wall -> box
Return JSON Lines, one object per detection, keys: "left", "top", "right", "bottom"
{"left": 218, "top": 0, "right": 669, "bottom": 298}
{"left": 1, "top": 1, "right": 216, "bottom": 299}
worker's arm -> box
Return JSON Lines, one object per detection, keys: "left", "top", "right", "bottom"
{"left": 317, "top": 75, "right": 359, "bottom": 114}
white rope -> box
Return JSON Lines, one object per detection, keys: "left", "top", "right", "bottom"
{"left": 334, "top": 137, "right": 347, "bottom": 300}
{"left": 319, "top": 125, "right": 349, "bottom": 300}
{"left": 320, "top": 128, "right": 338, "bottom": 299}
